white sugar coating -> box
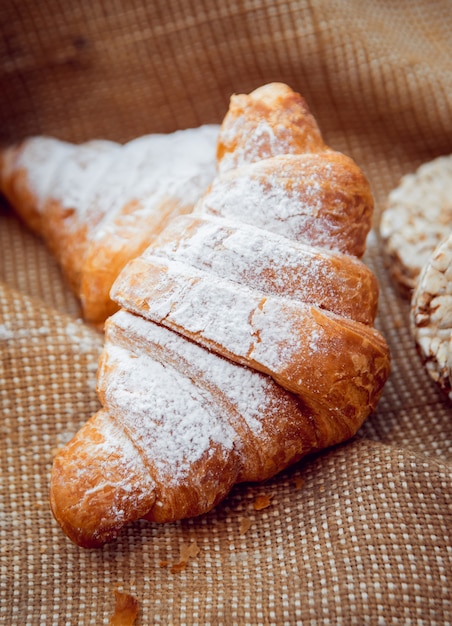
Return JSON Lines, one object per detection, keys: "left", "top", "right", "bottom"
{"left": 309, "top": 328, "right": 321, "bottom": 352}
{"left": 147, "top": 259, "right": 261, "bottom": 352}
{"left": 219, "top": 119, "right": 304, "bottom": 172}
{"left": 248, "top": 297, "right": 321, "bottom": 370}
{"left": 0, "top": 324, "right": 13, "bottom": 340}
{"left": 16, "top": 126, "right": 219, "bottom": 244}
{"left": 64, "top": 318, "right": 102, "bottom": 349}
{"left": 16, "top": 137, "right": 75, "bottom": 208}
{"left": 125, "top": 124, "right": 219, "bottom": 205}
{"left": 197, "top": 165, "right": 312, "bottom": 236}
{"left": 102, "top": 341, "right": 236, "bottom": 483}
{"left": 0, "top": 322, "right": 51, "bottom": 340}
{"left": 48, "top": 140, "right": 120, "bottom": 219}
{"left": 195, "top": 154, "right": 357, "bottom": 253}
{"left": 154, "top": 215, "right": 303, "bottom": 284}
{"left": 150, "top": 214, "right": 374, "bottom": 322}
{"left": 75, "top": 408, "right": 155, "bottom": 513}
{"left": 115, "top": 256, "right": 333, "bottom": 383}
{"left": 218, "top": 103, "right": 323, "bottom": 173}
{"left": 111, "top": 308, "right": 301, "bottom": 437}
{"left": 90, "top": 125, "right": 219, "bottom": 242}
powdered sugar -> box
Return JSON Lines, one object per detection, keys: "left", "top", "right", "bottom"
{"left": 196, "top": 160, "right": 315, "bottom": 241}
{"left": 217, "top": 83, "right": 324, "bottom": 173}
{"left": 69, "top": 408, "right": 156, "bottom": 522}
{"left": 102, "top": 342, "right": 235, "bottom": 482}
{"left": 114, "top": 254, "right": 336, "bottom": 386}
{"left": 13, "top": 125, "right": 219, "bottom": 245}
{"left": 90, "top": 125, "right": 219, "bottom": 242}
{"left": 219, "top": 119, "right": 301, "bottom": 172}
{"left": 16, "top": 137, "right": 74, "bottom": 209}
{"left": 111, "top": 309, "right": 273, "bottom": 437}
{"left": 0, "top": 324, "right": 13, "bottom": 340}
{"left": 149, "top": 214, "right": 376, "bottom": 323}
{"left": 0, "top": 323, "right": 50, "bottom": 340}
{"left": 48, "top": 140, "right": 120, "bottom": 223}
{"left": 64, "top": 319, "right": 102, "bottom": 354}
{"left": 99, "top": 309, "right": 317, "bottom": 482}
{"left": 48, "top": 85, "right": 386, "bottom": 542}
{"left": 108, "top": 123, "right": 381, "bottom": 425}
{"left": 195, "top": 153, "right": 369, "bottom": 255}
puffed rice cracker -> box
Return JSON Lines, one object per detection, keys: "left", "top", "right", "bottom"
{"left": 411, "top": 232, "right": 452, "bottom": 399}
{"left": 380, "top": 155, "right": 452, "bottom": 296}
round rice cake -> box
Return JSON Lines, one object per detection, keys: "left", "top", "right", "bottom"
{"left": 411, "top": 232, "right": 452, "bottom": 399}
{"left": 380, "top": 154, "right": 452, "bottom": 297}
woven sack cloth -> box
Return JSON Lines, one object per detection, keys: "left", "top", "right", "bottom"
{"left": 1, "top": 1, "right": 451, "bottom": 624}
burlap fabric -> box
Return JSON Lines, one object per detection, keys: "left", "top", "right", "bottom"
{"left": 1, "top": 1, "right": 451, "bottom": 624}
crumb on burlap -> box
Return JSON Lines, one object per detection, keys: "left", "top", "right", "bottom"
{"left": 239, "top": 517, "right": 252, "bottom": 535}
{"left": 170, "top": 540, "right": 200, "bottom": 573}
{"left": 109, "top": 589, "right": 139, "bottom": 626}
{"left": 253, "top": 494, "right": 273, "bottom": 510}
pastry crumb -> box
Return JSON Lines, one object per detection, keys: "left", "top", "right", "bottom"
{"left": 293, "top": 476, "right": 304, "bottom": 490}
{"left": 169, "top": 540, "right": 200, "bottom": 573}
{"left": 179, "top": 539, "right": 200, "bottom": 561}
{"left": 170, "top": 561, "right": 188, "bottom": 573}
{"left": 109, "top": 590, "right": 139, "bottom": 626}
{"left": 239, "top": 517, "right": 252, "bottom": 535}
{"left": 253, "top": 494, "right": 273, "bottom": 510}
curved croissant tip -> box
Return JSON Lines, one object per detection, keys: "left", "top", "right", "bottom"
{"left": 49, "top": 411, "right": 157, "bottom": 548}
{"left": 49, "top": 455, "right": 125, "bottom": 549}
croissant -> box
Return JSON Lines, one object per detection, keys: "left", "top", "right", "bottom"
{"left": 49, "top": 83, "right": 390, "bottom": 548}
{"left": 0, "top": 125, "right": 219, "bottom": 324}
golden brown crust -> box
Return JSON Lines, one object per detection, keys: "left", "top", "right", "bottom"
{"left": 112, "top": 253, "right": 388, "bottom": 426}
{"left": 109, "top": 590, "right": 139, "bottom": 626}
{"left": 50, "top": 408, "right": 157, "bottom": 548}
{"left": 217, "top": 82, "right": 326, "bottom": 172}
{"left": 52, "top": 304, "right": 370, "bottom": 546}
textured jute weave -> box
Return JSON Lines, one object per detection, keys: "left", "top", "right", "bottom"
{"left": 1, "top": 1, "right": 451, "bottom": 624}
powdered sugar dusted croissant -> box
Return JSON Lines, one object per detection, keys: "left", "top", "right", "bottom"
{"left": 0, "top": 126, "right": 219, "bottom": 324}
{"left": 50, "top": 83, "right": 390, "bottom": 547}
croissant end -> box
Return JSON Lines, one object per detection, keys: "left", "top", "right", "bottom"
{"left": 50, "top": 409, "right": 156, "bottom": 548}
